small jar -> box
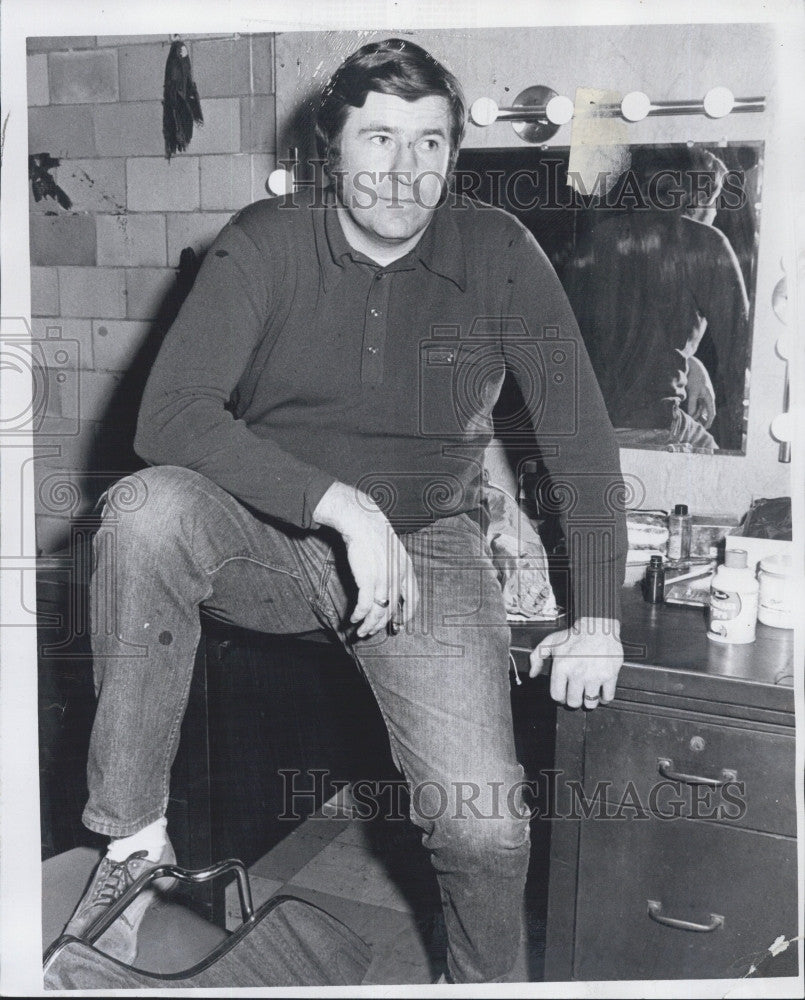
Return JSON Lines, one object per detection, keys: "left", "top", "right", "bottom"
{"left": 667, "top": 504, "right": 692, "bottom": 561}
{"left": 758, "top": 555, "right": 793, "bottom": 629}
{"left": 644, "top": 554, "right": 665, "bottom": 604}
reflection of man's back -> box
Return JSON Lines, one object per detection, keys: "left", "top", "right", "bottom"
{"left": 562, "top": 209, "right": 749, "bottom": 451}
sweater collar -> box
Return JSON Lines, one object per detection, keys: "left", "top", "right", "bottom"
{"left": 314, "top": 185, "right": 466, "bottom": 292}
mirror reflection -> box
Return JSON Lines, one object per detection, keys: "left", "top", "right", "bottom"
{"left": 455, "top": 143, "right": 763, "bottom": 453}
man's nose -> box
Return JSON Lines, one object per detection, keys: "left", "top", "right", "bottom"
{"left": 390, "top": 142, "right": 416, "bottom": 185}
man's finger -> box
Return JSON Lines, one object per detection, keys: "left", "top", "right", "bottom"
{"left": 528, "top": 648, "right": 544, "bottom": 678}
{"left": 357, "top": 588, "right": 392, "bottom": 637}
{"left": 549, "top": 661, "right": 569, "bottom": 704}
{"left": 565, "top": 675, "right": 585, "bottom": 709}
{"left": 350, "top": 578, "right": 375, "bottom": 625}
{"left": 601, "top": 675, "right": 618, "bottom": 703}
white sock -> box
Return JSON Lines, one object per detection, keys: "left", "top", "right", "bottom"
{"left": 107, "top": 816, "right": 168, "bottom": 862}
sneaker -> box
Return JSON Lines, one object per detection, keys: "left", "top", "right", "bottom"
{"left": 63, "top": 839, "right": 176, "bottom": 965}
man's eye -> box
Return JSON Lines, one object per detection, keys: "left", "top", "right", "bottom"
{"left": 370, "top": 135, "right": 391, "bottom": 146}
{"left": 421, "top": 139, "right": 441, "bottom": 151}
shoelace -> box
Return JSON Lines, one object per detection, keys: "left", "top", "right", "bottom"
{"left": 91, "top": 850, "right": 149, "bottom": 906}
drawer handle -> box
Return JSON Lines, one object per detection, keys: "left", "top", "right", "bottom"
{"left": 657, "top": 758, "right": 738, "bottom": 787}
{"left": 647, "top": 900, "right": 725, "bottom": 933}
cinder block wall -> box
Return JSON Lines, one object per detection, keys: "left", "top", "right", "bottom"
{"left": 28, "top": 33, "right": 276, "bottom": 554}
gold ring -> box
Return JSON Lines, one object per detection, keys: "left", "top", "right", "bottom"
{"left": 373, "top": 598, "right": 390, "bottom": 608}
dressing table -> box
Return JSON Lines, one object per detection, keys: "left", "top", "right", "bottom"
{"left": 509, "top": 586, "right": 798, "bottom": 981}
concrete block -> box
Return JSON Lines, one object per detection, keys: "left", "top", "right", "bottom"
{"left": 250, "top": 35, "right": 274, "bottom": 95}
{"left": 27, "top": 54, "right": 50, "bottom": 106}
{"left": 30, "top": 318, "right": 94, "bottom": 370}
{"left": 31, "top": 267, "right": 60, "bottom": 316}
{"left": 187, "top": 97, "right": 241, "bottom": 155}
{"left": 36, "top": 515, "right": 74, "bottom": 556}
{"left": 127, "top": 156, "right": 199, "bottom": 212}
{"left": 49, "top": 49, "right": 119, "bottom": 104}
{"left": 34, "top": 427, "right": 100, "bottom": 522}
{"left": 33, "top": 419, "right": 99, "bottom": 472}
{"left": 166, "top": 212, "right": 231, "bottom": 266}
{"left": 96, "top": 35, "right": 164, "bottom": 47}
{"left": 92, "top": 319, "right": 153, "bottom": 372}
{"left": 190, "top": 37, "right": 250, "bottom": 97}
{"left": 200, "top": 154, "right": 252, "bottom": 210}
{"left": 29, "top": 105, "right": 96, "bottom": 158}
{"left": 118, "top": 41, "right": 171, "bottom": 102}
{"left": 94, "top": 101, "right": 165, "bottom": 157}
{"left": 124, "top": 267, "right": 176, "bottom": 320}
{"left": 240, "top": 95, "right": 276, "bottom": 154}
{"left": 58, "top": 267, "right": 126, "bottom": 319}
{"left": 30, "top": 214, "right": 96, "bottom": 267}
{"left": 29, "top": 158, "right": 127, "bottom": 215}
{"left": 27, "top": 37, "right": 96, "bottom": 54}
{"left": 250, "top": 153, "right": 277, "bottom": 202}
{"left": 69, "top": 370, "right": 123, "bottom": 423}
{"left": 96, "top": 214, "right": 167, "bottom": 267}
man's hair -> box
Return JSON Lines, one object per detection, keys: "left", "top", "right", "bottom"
{"left": 315, "top": 38, "right": 467, "bottom": 171}
{"left": 630, "top": 146, "right": 729, "bottom": 210}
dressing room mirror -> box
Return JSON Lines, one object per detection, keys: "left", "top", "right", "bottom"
{"left": 454, "top": 142, "right": 763, "bottom": 454}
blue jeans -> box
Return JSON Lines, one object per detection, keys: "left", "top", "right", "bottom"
{"left": 84, "top": 466, "right": 530, "bottom": 983}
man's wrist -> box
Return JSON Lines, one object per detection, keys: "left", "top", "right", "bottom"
{"left": 312, "top": 481, "right": 382, "bottom": 537}
{"left": 573, "top": 616, "right": 621, "bottom": 641}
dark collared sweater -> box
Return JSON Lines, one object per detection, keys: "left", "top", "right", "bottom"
{"left": 135, "top": 188, "right": 627, "bottom": 618}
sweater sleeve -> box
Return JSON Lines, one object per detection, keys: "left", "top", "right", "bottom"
{"left": 501, "top": 224, "right": 628, "bottom": 621}
{"left": 134, "top": 219, "right": 335, "bottom": 528}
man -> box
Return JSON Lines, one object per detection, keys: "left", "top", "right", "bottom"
{"left": 561, "top": 147, "right": 750, "bottom": 453}
{"left": 65, "top": 38, "right": 627, "bottom": 983}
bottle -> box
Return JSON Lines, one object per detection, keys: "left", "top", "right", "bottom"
{"left": 644, "top": 555, "right": 665, "bottom": 604}
{"left": 758, "top": 554, "right": 794, "bottom": 629}
{"left": 707, "top": 549, "right": 759, "bottom": 644}
{"left": 667, "top": 504, "right": 692, "bottom": 561}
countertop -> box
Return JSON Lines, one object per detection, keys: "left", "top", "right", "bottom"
{"left": 510, "top": 585, "right": 796, "bottom": 720}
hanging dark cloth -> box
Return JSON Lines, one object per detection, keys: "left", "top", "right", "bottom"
{"left": 162, "top": 40, "right": 203, "bottom": 159}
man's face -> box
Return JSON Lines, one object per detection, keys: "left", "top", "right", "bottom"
{"left": 332, "top": 90, "right": 453, "bottom": 248}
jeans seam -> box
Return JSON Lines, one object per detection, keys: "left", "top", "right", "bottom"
{"left": 200, "top": 552, "right": 306, "bottom": 580}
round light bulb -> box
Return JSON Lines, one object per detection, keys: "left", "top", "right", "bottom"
{"left": 703, "top": 86, "right": 734, "bottom": 119}
{"left": 267, "top": 169, "right": 294, "bottom": 196}
{"left": 470, "top": 96, "right": 499, "bottom": 127}
{"left": 770, "top": 412, "right": 792, "bottom": 443}
{"left": 772, "top": 275, "right": 788, "bottom": 325}
{"left": 775, "top": 331, "right": 794, "bottom": 362}
{"left": 621, "top": 91, "right": 651, "bottom": 122}
{"left": 546, "top": 94, "right": 574, "bottom": 126}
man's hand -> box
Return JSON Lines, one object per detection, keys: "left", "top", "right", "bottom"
{"left": 686, "top": 355, "right": 716, "bottom": 429}
{"left": 529, "top": 617, "right": 623, "bottom": 709}
{"left": 313, "top": 482, "right": 419, "bottom": 638}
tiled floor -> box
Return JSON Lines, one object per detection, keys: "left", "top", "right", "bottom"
{"left": 224, "top": 793, "right": 548, "bottom": 985}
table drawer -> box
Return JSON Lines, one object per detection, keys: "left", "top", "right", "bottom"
{"left": 579, "top": 707, "right": 796, "bottom": 837}
{"left": 573, "top": 816, "right": 798, "bottom": 981}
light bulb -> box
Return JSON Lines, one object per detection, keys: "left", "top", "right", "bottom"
{"left": 770, "top": 412, "right": 792, "bottom": 443}
{"left": 267, "top": 169, "right": 294, "bottom": 196}
{"left": 621, "top": 91, "right": 651, "bottom": 122}
{"left": 546, "top": 95, "right": 574, "bottom": 125}
{"left": 703, "top": 86, "right": 734, "bottom": 119}
{"left": 470, "top": 97, "right": 499, "bottom": 127}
